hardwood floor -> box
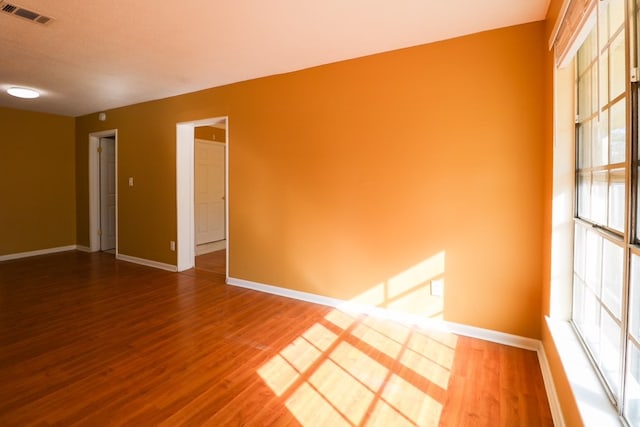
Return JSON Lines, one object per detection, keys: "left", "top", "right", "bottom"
{"left": 195, "top": 249, "right": 226, "bottom": 275}
{"left": 0, "top": 251, "right": 553, "bottom": 426}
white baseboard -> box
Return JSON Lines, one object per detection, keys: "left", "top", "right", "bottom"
{"left": 196, "top": 240, "right": 226, "bottom": 255}
{"left": 0, "top": 245, "right": 178, "bottom": 273}
{"left": 0, "top": 245, "right": 177, "bottom": 272}
{"left": 0, "top": 245, "right": 78, "bottom": 262}
{"left": 536, "top": 343, "right": 565, "bottom": 427}
{"left": 228, "top": 276, "right": 348, "bottom": 309}
{"left": 545, "top": 316, "right": 620, "bottom": 427}
{"left": 228, "top": 277, "right": 534, "bottom": 349}
{"left": 116, "top": 253, "right": 177, "bottom": 272}
{"left": 227, "top": 276, "right": 564, "bottom": 426}
{"left": 445, "top": 321, "right": 540, "bottom": 351}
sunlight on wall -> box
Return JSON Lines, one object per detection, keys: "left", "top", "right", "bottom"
{"left": 350, "top": 251, "right": 446, "bottom": 320}
{"left": 257, "top": 293, "right": 457, "bottom": 426}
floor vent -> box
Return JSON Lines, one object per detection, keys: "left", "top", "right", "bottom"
{"left": 0, "top": 1, "right": 52, "bottom": 25}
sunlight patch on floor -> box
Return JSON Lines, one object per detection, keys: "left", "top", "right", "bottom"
{"left": 329, "top": 342, "right": 388, "bottom": 390}
{"left": 257, "top": 253, "right": 455, "bottom": 426}
{"left": 286, "top": 382, "right": 352, "bottom": 426}
{"left": 258, "top": 354, "right": 299, "bottom": 397}
{"left": 351, "top": 323, "right": 403, "bottom": 359}
{"left": 303, "top": 323, "right": 338, "bottom": 351}
{"left": 309, "top": 359, "right": 375, "bottom": 424}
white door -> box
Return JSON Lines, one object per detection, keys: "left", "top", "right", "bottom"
{"left": 100, "top": 137, "right": 116, "bottom": 251}
{"left": 195, "top": 141, "right": 225, "bottom": 245}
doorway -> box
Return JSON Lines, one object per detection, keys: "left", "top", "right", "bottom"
{"left": 99, "top": 137, "right": 116, "bottom": 252}
{"left": 176, "top": 117, "right": 228, "bottom": 276}
{"left": 88, "top": 130, "right": 118, "bottom": 254}
{"left": 194, "top": 125, "right": 226, "bottom": 255}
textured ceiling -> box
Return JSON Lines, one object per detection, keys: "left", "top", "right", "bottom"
{"left": 0, "top": 0, "right": 550, "bottom": 117}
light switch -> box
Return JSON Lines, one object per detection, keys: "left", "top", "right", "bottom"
{"left": 128, "top": 177, "right": 134, "bottom": 187}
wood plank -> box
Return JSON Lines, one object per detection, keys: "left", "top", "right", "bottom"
{"left": 0, "top": 251, "right": 553, "bottom": 426}
{"left": 195, "top": 249, "right": 226, "bottom": 275}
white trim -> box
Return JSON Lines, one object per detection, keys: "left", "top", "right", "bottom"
{"left": 176, "top": 117, "right": 229, "bottom": 273}
{"left": 76, "top": 245, "right": 91, "bottom": 253}
{"left": 196, "top": 240, "right": 226, "bottom": 255}
{"left": 116, "top": 253, "right": 177, "bottom": 272}
{"left": 545, "top": 316, "right": 622, "bottom": 427}
{"left": 447, "top": 322, "right": 540, "bottom": 351}
{"left": 228, "top": 276, "right": 348, "bottom": 309}
{"left": 0, "top": 245, "right": 77, "bottom": 261}
{"left": 550, "top": 63, "right": 576, "bottom": 320}
{"left": 176, "top": 123, "right": 195, "bottom": 271}
{"left": 227, "top": 276, "right": 566, "bottom": 425}
{"left": 88, "top": 129, "right": 118, "bottom": 254}
{"left": 228, "top": 276, "right": 534, "bottom": 350}
{"left": 537, "top": 342, "right": 566, "bottom": 427}
{"left": 225, "top": 120, "right": 229, "bottom": 283}
{"left": 89, "top": 136, "right": 99, "bottom": 252}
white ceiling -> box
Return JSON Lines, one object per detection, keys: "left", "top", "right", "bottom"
{"left": 0, "top": 0, "right": 550, "bottom": 117}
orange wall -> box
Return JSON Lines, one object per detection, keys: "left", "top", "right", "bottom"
{"left": 195, "top": 126, "right": 226, "bottom": 142}
{"left": 76, "top": 21, "right": 546, "bottom": 338}
{"left": 0, "top": 107, "right": 76, "bottom": 255}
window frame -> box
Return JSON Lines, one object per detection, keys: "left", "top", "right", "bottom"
{"left": 571, "top": 0, "right": 640, "bottom": 423}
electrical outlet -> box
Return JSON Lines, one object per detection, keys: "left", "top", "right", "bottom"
{"left": 430, "top": 279, "right": 444, "bottom": 297}
{"left": 170, "top": 241, "right": 176, "bottom": 251}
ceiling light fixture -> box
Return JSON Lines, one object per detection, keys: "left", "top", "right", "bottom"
{"left": 7, "top": 86, "right": 40, "bottom": 99}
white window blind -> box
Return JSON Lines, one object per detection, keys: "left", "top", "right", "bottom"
{"left": 550, "top": 0, "right": 598, "bottom": 67}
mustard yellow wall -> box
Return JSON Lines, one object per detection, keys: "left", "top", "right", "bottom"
{"left": 76, "top": 21, "right": 546, "bottom": 338}
{"left": 0, "top": 107, "right": 76, "bottom": 255}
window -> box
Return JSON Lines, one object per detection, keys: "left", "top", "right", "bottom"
{"left": 572, "top": 0, "right": 640, "bottom": 424}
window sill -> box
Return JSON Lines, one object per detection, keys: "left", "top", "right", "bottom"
{"left": 545, "top": 316, "right": 623, "bottom": 426}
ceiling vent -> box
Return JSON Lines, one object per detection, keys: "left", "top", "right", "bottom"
{"left": 0, "top": 1, "right": 52, "bottom": 24}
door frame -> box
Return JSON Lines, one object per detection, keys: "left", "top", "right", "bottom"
{"left": 176, "top": 117, "right": 228, "bottom": 274}
{"left": 88, "top": 129, "right": 118, "bottom": 253}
